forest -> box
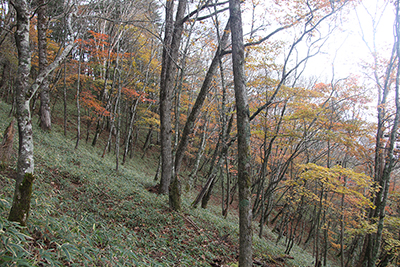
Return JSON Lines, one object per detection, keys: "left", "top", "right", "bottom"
{"left": 0, "top": 0, "right": 400, "bottom": 266}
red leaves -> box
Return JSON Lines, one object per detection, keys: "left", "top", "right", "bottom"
{"left": 122, "top": 87, "right": 140, "bottom": 98}
{"left": 81, "top": 90, "right": 110, "bottom": 117}
{"left": 121, "top": 87, "right": 156, "bottom": 103}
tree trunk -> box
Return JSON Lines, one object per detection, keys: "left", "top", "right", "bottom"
{"left": 188, "top": 116, "right": 209, "bottom": 189}
{"left": 158, "top": 0, "right": 175, "bottom": 195}
{"left": 229, "top": 0, "right": 253, "bottom": 265}
{"left": 142, "top": 125, "right": 153, "bottom": 159}
{"left": 8, "top": 0, "right": 34, "bottom": 226}
{"left": 63, "top": 59, "right": 67, "bottom": 136}
{"left": 115, "top": 80, "right": 122, "bottom": 171}
{"left": 102, "top": 40, "right": 121, "bottom": 158}
{"left": 123, "top": 100, "right": 138, "bottom": 164}
{"left": 0, "top": 119, "right": 15, "bottom": 167}
{"left": 174, "top": 20, "right": 230, "bottom": 176}
{"left": 75, "top": 47, "right": 82, "bottom": 150}
{"left": 8, "top": 0, "right": 75, "bottom": 225}
{"left": 358, "top": 2, "right": 400, "bottom": 265}
{"left": 159, "top": 0, "right": 187, "bottom": 205}
{"left": 38, "top": 0, "right": 51, "bottom": 131}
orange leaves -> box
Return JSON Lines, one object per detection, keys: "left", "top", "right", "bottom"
{"left": 122, "top": 87, "right": 141, "bottom": 98}
{"left": 81, "top": 90, "right": 110, "bottom": 117}
{"left": 313, "top": 82, "right": 329, "bottom": 91}
{"left": 77, "top": 30, "right": 132, "bottom": 68}
{"left": 121, "top": 87, "right": 156, "bottom": 103}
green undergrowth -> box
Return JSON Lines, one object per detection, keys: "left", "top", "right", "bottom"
{"left": 0, "top": 100, "right": 323, "bottom": 266}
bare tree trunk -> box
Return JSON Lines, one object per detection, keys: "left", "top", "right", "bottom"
{"left": 188, "top": 116, "right": 209, "bottom": 188}
{"left": 158, "top": 0, "right": 175, "bottom": 195}
{"left": 142, "top": 125, "right": 153, "bottom": 158}
{"left": 340, "top": 177, "right": 347, "bottom": 267}
{"left": 63, "top": 59, "right": 67, "bottom": 136}
{"left": 102, "top": 40, "right": 121, "bottom": 158}
{"left": 0, "top": 119, "right": 15, "bottom": 167}
{"left": 229, "top": 0, "right": 253, "bottom": 265}
{"left": 174, "top": 20, "right": 230, "bottom": 177}
{"left": 159, "top": 0, "right": 187, "bottom": 202}
{"left": 75, "top": 47, "right": 82, "bottom": 150}
{"left": 154, "top": 155, "right": 161, "bottom": 181}
{"left": 358, "top": 2, "right": 400, "bottom": 266}
{"left": 115, "top": 77, "right": 122, "bottom": 171}
{"left": 122, "top": 99, "right": 138, "bottom": 164}
{"left": 38, "top": 0, "right": 51, "bottom": 131}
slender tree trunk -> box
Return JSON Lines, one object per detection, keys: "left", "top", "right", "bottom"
{"left": 115, "top": 78, "right": 122, "bottom": 171}
{"left": 142, "top": 125, "right": 153, "bottom": 158}
{"left": 91, "top": 119, "right": 102, "bottom": 146}
{"left": 75, "top": 47, "right": 82, "bottom": 150}
{"left": 102, "top": 40, "right": 121, "bottom": 158}
{"left": 123, "top": 99, "right": 138, "bottom": 164}
{"left": 188, "top": 116, "right": 209, "bottom": 189}
{"left": 201, "top": 174, "right": 218, "bottom": 209}
{"left": 223, "top": 152, "right": 231, "bottom": 218}
{"left": 358, "top": 2, "right": 400, "bottom": 265}
{"left": 38, "top": 0, "right": 51, "bottom": 131}
{"left": 174, "top": 20, "right": 230, "bottom": 177}
{"left": 229, "top": 0, "right": 253, "bottom": 265}
{"left": 63, "top": 59, "right": 67, "bottom": 136}
{"left": 340, "top": 177, "right": 347, "bottom": 267}
{"left": 154, "top": 155, "right": 161, "bottom": 181}
{"left": 192, "top": 174, "right": 216, "bottom": 208}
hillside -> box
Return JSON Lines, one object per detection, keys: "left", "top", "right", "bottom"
{"left": 0, "top": 99, "right": 330, "bottom": 266}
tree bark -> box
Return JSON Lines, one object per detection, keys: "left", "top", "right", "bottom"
{"left": 38, "top": 0, "right": 51, "bottom": 131}
{"left": 158, "top": 0, "right": 175, "bottom": 194}
{"left": 75, "top": 47, "right": 82, "bottom": 150}
{"left": 8, "top": 0, "right": 34, "bottom": 226}
{"left": 8, "top": 0, "right": 76, "bottom": 225}
{"left": 229, "top": 0, "right": 253, "bottom": 265}
{"left": 357, "top": 2, "right": 400, "bottom": 265}
{"left": 159, "top": 0, "right": 187, "bottom": 199}
{"left": 63, "top": 59, "right": 67, "bottom": 136}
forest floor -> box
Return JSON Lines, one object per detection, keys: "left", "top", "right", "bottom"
{"left": 0, "top": 100, "right": 325, "bottom": 266}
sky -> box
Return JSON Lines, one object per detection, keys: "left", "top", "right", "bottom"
{"left": 305, "top": 0, "right": 396, "bottom": 81}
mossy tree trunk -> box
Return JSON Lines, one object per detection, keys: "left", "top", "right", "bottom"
{"left": 8, "top": 0, "right": 34, "bottom": 226}
{"left": 8, "top": 0, "right": 76, "bottom": 226}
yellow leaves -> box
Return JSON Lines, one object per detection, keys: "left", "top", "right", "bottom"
{"left": 288, "top": 163, "right": 376, "bottom": 211}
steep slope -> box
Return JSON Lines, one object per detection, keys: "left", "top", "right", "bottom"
{"left": 0, "top": 100, "right": 323, "bottom": 266}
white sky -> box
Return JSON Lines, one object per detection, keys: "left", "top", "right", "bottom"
{"left": 304, "top": 0, "right": 396, "bottom": 81}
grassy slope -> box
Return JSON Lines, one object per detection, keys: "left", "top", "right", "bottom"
{"left": 0, "top": 99, "right": 324, "bottom": 266}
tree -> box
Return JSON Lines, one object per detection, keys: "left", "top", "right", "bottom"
{"left": 229, "top": 0, "right": 253, "bottom": 265}
{"left": 356, "top": 1, "right": 400, "bottom": 265}
{"left": 37, "top": 0, "right": 51, "bottom": 131}
{"left": 8, "top": 0, "right": 76, "bottom": 225}
{"left": 158, "top": 0, "right": 187, "bottom": 196}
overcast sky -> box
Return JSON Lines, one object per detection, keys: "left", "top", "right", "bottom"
{"left": 304, "top": 0, "right": 395, "bottom": 81}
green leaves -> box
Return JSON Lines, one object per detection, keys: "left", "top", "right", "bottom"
{"left": 0, "top": 200, "right": 33, "bottom": 266}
